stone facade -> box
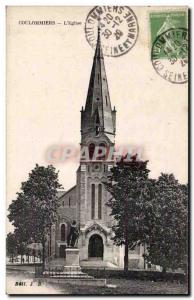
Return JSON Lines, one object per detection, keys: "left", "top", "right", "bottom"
{"left": 47, "top": 29, "right": 145, "bottom": 269}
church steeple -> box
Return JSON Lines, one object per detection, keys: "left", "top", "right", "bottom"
{"left": 81, "top": 27, "right": 116, "bottom": 142}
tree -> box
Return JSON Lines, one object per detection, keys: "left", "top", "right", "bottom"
{"left": 17, "top": 242, "right": 27, "bottom": 264}
{"left": 14, "top": 229, "right": 28, "bottom": 264}
{"left": 8, "top": 164, "right": 63, "bottom": 270}
{"left": 8, "top": 193, "right": 30, "bottom": 243}
{"left": 105, "top": 158, "right": 152, "bottom": 273}
{"left": 32, "top": 249, "right": 36, "bottom": 263}
{"left": 144, "top": 173, "right": 188, "bottom": 272}
{"left": 6, "top": 232, "right": 17, "bottom": 263}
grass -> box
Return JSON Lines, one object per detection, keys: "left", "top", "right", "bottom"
{"left": 51, "top": 278, "right": 188, "bottom": 295}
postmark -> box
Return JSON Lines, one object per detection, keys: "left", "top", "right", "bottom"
{"left": 150, "top": 10, "right": 188, "bottom": 84}
{"left": 85, "top": 6, "right": 139, "bottom": 57}
{"left": 151, "top": 28, "right": 188, "bottom": 84}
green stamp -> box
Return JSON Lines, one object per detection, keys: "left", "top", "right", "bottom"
{"left": 150, "top": 10, "right": 188, "bottom": 46}
{"left": 150, "top": 10, "right": 188, "bottom": 84}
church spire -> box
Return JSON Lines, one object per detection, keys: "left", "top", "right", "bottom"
{"left": 81, "top": 25, "right": 116, "bottom": 141}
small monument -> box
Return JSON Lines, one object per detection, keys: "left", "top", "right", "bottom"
{"left": 65, "top": 221, "right": 80, "bottom": 271}
{"left": 67, "top": 220, "right": 79, "bottom": 248}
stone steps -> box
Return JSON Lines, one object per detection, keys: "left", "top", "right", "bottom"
{"left": 46, "top": 258, "right": 118, "bottom": 269}
{"left": 43, "top": 270, "right": 93, "bottom": 279}
{"left": 80, "top": 260, "right": 118, "bottom": 268}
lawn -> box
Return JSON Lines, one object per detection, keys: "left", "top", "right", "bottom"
{"left": 50, "top": 278, "right": 188, "bottom": 295}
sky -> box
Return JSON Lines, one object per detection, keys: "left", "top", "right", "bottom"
{"left": 7, "top": 6, "right": 188, "bottom": 216}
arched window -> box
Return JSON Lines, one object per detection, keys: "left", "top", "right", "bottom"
{"left": 61, "top": 224, "right": 66, "bottom": 241}
{"left": 89, "top": 143, "right": 95, "bottom": 160}
{"left": 98, "top": 184, "right": 102, "bottom": 219}
{"left": 98, "top": 143, "right": 106, "bottom": 160}
{"left": 91, "top": 184, "right": 95, "bottom": 219}
{"left": 95, "top": 111, "right": 100, "bottom": 136}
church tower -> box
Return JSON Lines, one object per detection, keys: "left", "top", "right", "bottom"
{"left": 50, "top": 27, "right": 145, "bottom": 269}
{"left": 76, "top": 28, "right": 123, "bottom": 267}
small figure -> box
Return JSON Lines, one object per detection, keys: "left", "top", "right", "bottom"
{"left": 67, "top": 221, "right": 79, "bottom": 247}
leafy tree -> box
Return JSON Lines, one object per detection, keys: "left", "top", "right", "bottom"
{"left": 8, "top": 193, "right": 30, "bottom": 243}
{"left": 25, "top": 247, "right": 31, "bottom": 264}
{"left": 8, "top": 164, "right": 63, "bottom": 270}
{"left": 105, "top": 158, "right": 152, "bottom": 273}
{"left": 38, "top": 250, "right": 42, "bottom": 262}
{"left": 32, "top": 249, "right": 36, "bottom": 263}
{"left": 6, "top": 232, "right": 17, "bottom": 263}
{"left": 18, "top": 242, "right": 27, "bottom": 263}
{"left": 14, "top": 229, "right": 28, "bottom": 263}
{"left": 105, "top": 160, "right": 188, "bottom": 273}
{"left": 144, "top": 173, "right": 188, "bottom": 272}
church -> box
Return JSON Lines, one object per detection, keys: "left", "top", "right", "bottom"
{"left": 46, "top": 29, "right": 145, "bottom": 269}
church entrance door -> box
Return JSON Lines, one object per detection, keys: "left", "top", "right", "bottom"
{"left": 59, "top": 245, "right": 66, "bottom": 258}
{"left": 88, "top": 234, "right": 103, "bottom": 259}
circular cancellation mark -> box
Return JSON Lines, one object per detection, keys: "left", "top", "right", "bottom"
{"left": 151, "top": 28, "right": 188, "bottom": 84}
{"left": 85, "top": 6, "right": 139, "bottom": 57}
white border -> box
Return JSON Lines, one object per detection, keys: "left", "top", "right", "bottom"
{"left": 0, "top": 1, "right": 192, "bottom": 300}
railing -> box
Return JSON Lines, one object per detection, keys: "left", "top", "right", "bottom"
{"left": 35, "top": 266, "right": 85, "bottom": 278}
{"left": 43, "top": 267, "right": 83, "bottom": 278}
{"left": 35, "top": 266, "right": 107, "bottom": 278}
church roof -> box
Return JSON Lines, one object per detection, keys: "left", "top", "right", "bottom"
{"left": 81, "top": 27, "right": 116, "bottom": 137}
{"left": 57, "top": 185, "right": 76, "bottom": 200}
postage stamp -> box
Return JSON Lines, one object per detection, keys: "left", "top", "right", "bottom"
{"left": 150, "top": 11, "right": 188, "bottom": 84}
{"left": 85, "top": 6, "right": 139, "bottom": 57}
